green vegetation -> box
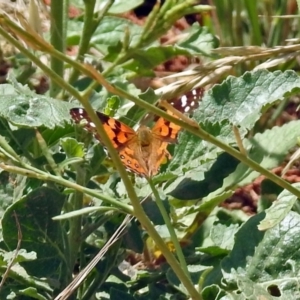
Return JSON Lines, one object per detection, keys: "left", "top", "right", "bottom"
{"left": 0, "top": 0, "right": 300, "bottom": 299}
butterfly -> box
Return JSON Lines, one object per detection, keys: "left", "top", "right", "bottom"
{"left": 70, "top": 108, "right": 182, "bottom": 177}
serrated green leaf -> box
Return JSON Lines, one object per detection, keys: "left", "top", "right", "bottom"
{"left": 167, "top": 120, "right": 235, "bottom": 178}
{"left": 2, "top": 187, "right": 65, "bottom": 277}
{"left": 237, "top": 278, "right": 273, "bottom": 300}
{"left": 60, "top": 137, "right": 85, "bottom": 158}
{"left": 91, "top": 16, "right": 144, "bottom": 55}
{"left": 178, "top": 24, "right": 219, "bottom": 55}
{"left": 210, "top": 223, "right": 239, "bottom": 252}
{"left": 167, "top": 119, "right": 300, "bottom": 200}
{"left": 258, "top": 183, "right": 300, "bottom": 231}
{"left": 196, "top": 69, "right": 300, "bottom": 131}
{"left": 168, "top": 152, "right": 239, "bottom": 200}
{"left": 222, "top": 211, "right": 300, "bottom": 299}
{"left": 123, "top": 46, "right": 191, "bottom": 75}
{"left": 103, "top": 96, "right": 121, "bottom": 116}
{"left": 0, "top": 84, "right": 74, "bottom": 129}
{"left": 226, "top": 120, "right": 300, "bottom": 189}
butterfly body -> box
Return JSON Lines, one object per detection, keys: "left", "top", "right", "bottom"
{"left": 70, "top": 108, "right": 181, "bottom": 177}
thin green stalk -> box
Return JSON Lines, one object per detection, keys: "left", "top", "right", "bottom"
{"left": 68, "top": 0, "right": 96, "bottom": 85}
{"left": 35, "top": 129, "right": 60, "bottom": 176}
{"left": 0, "top": 163, "right": 133, "bottom": 213}
{"left": 136, "top": 0, "right": 161, "bottom": 47}
{"left": 233, "top": 1, "right": 243, "bottom": 45}
{"left": 0, "top": 25, "right": 82, "bottom": 102}
{"left": 0, "top": 119, "right": 37, "bottom": 167}
{"left": 148, "top": 178, "right": 191, "bottom": 281}
{"left": 59, "top": 224, "right": 73, "bottom": 288}
{"left": 16, "top": 64, "right": 36, "bottom": 84}
{"left": 68, "top": 164, "right": 86, "bottom": 270}
{"left": 244, "top": 0, "right": 263, "bottom": 45}
{"left": 132, "top": 197, "right": 201, "bottom": 298}
{"left": 68, "top": 0, "right": 114, "bottom": 84}
{"left": 50, "top": 0, "right": 67, "bottom": 96}
{"left": 213, "top": 0, "right": 229, "bottom": 46}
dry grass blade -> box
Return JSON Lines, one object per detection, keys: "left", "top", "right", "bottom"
{"left": 54, "top": 214, "right": 132, "bottom": 300}
{"left": 0, "top": 11, "right": 51, "bottom": 51}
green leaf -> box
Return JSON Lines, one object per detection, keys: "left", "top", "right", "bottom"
{"left": 0, "top": 171, "right": 16, "bottom": 218}
{"left": 60, "top": 137, "right": 85, "bottom": 158}
{"left": 2, "top": 248, "right": 37, "bottom": 263}
{"left": 103, "top": 96, "right": 121, "bottom": 116}
{"left": 222, "top": 212, "right": 300, "bottom": 298}
{"left": 87, "top": 144, "right": 108, "bottom": 177}
{"left": 258, "top": 183, "right": 300, "bottom": 231}
{"left": 121, "top": 88, "right": 160, "bottom": 127}
{"left": 91, "top": 16, "right": 144, "bottom": 55}
{"left": 225, "top": 120, "right": 300, "bottom": 188}
{"left": 2, "top": 187, "right": 65, "bottom": 277}
{"left": 0, "top": 84, "right": 73, "bottom": 129}
{"left": 196, "top": 69, "right": 300, "bottom": 131}
{"left": 123, "top": 25, "right": 217, "bottom": 75}
{"left": 110, "top": 288, "right": 135, "bottom": 300}
{"left": 202, "top": 284, "right": 226, "bottom": 300}
{"left": 40, "top": 125, "right": 75, "bottom": 147}
{"left": 210, "top": 222, "right": 240, "bottom": 252}
{"left": 123, "top": 46, "right": 191, "bottom": 75}
{"left": 18, "top": 287, "right": 48, "bottom": 300}
{"left": 70, "top": 0, "right": 143, "bottom": 15}
{"left": 167, "top": 120, "right": 235, "bottom": 178}
{"left": 143, "top": 70, "right": 300, "bottom": 201}
{"left": 107, "top": 0, "right": 144, "bottom": 14}
{"left": 168, "top": 152, "right": 239, "bottom": 200}
{"left": 177, "top": 24, "right": 219, "bottom": 56}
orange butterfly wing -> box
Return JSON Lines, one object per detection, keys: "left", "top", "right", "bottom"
{"left": 151, "top": 115, "right": 181, "bottom": 143}
{"left": 70, "top": 108, "right": 150, "bottom": 176}
{"left": 70, "top": 108, "right": 182, "bottom": 177}
{"left": 70, "top": 108, "right": 136, "bottom": 149}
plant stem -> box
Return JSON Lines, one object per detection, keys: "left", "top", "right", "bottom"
{"left": 50, "top": 0, "right": 67, "bottom": 97}
{"left": 68, "top": 164, "right": 85, "bottom": 270}
{"left": 0, "top": 163, "right": 133, "bottom": 213}
{"left": 148, "top": 178, "right": 191, "bottom": 281}
{"left": 0, "top": 25, "right": 82, "bottom": 102}
{"left": 68, "top": 0, "right": 114, "bottom": 84}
